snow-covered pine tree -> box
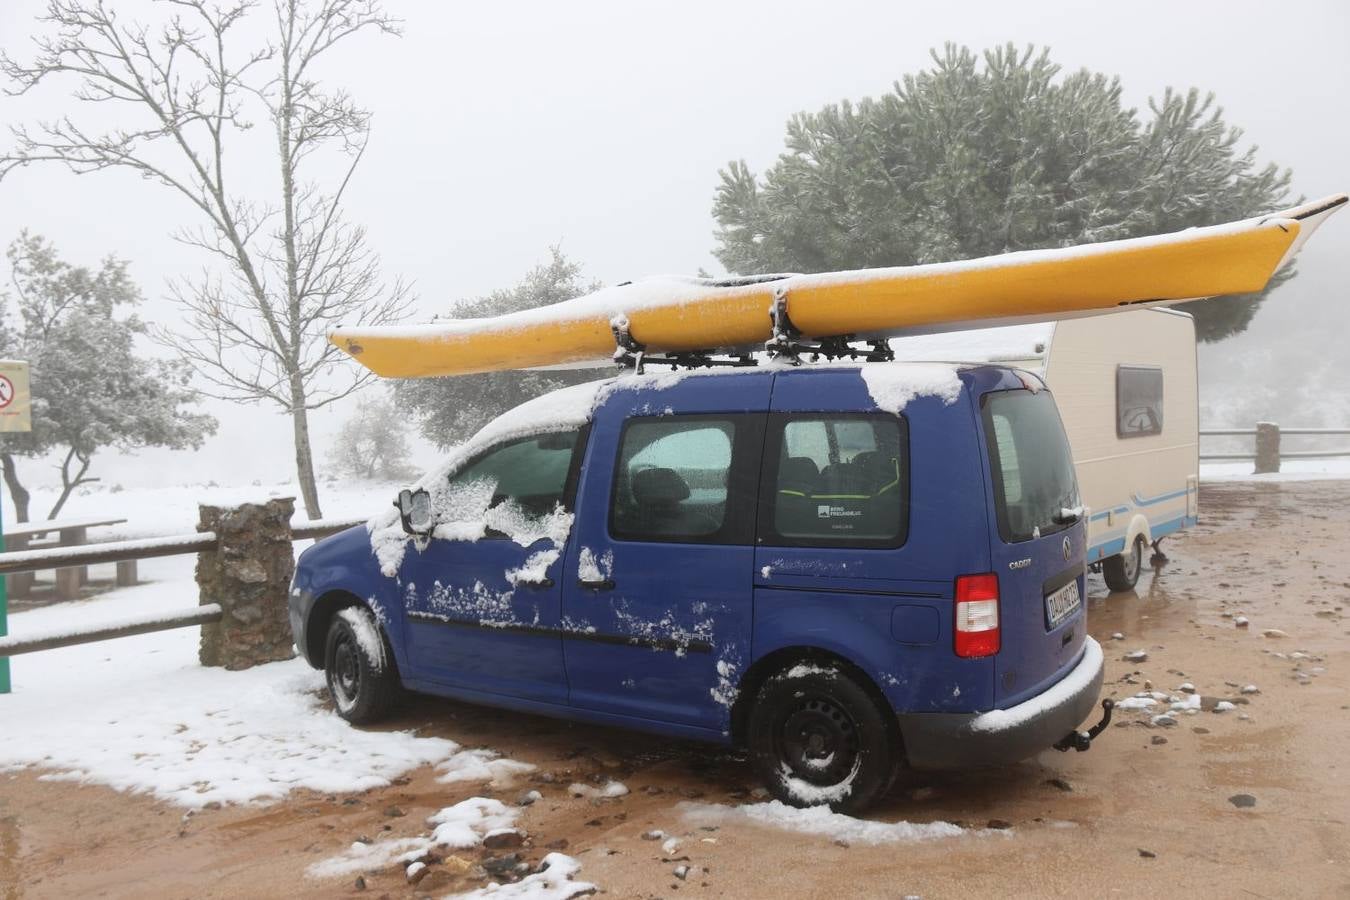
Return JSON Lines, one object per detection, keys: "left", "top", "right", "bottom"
{"left": 713, "top": 43, "right": 1293, "bottom": 342}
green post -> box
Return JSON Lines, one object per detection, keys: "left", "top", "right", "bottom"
{"left": 1, "top": 488, "right": 8, "bottom": 694}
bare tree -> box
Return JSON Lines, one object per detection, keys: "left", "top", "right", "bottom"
{"left": 0, "top": 0, "right": 413, "bottom": 518}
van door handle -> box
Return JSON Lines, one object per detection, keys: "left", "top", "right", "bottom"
{"left": 521, "top": 577, "right": 555, "bottom": 589}
{"left": 578, "top": 577, "right": 615, "bottom": 591}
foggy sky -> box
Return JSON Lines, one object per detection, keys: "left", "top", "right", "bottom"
{"left": 0, "top": 0, "right": 1346, "bottom": 492}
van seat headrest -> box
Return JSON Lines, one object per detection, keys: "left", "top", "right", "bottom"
{"left": 631, "top": 467, "right": 691, "bottom": 506}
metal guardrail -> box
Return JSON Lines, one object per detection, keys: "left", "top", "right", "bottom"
{"left": 0, "top": 516, "right": 364, "bottom": 659}
{"left": 1199, "top": 425, "right": 1350, "bottom": 468}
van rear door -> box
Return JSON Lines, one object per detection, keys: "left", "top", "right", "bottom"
{"left": 979, "top": 386, "right": 1088, "bottom": 708}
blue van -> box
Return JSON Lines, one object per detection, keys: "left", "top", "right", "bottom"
{"left": 290, "top": 363, "right": 1109, "bottom": 813}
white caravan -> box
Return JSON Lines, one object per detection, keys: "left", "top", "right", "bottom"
{"left": 890, "top": 308, "right": 1199, "bottom": 592}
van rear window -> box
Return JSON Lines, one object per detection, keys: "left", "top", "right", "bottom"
{"left": 981, "top": 390, "right": 1079, "bottom": 543}
{"left": 760, "top": 414, "right": 908, "bottom": 548}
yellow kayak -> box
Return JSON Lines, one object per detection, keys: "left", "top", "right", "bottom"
{"left": 332, "top": 194, "right": 1346, "bottom": 379}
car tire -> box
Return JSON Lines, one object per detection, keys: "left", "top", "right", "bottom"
{"left": 1103, "top": 535, "right": 1145, "bottom": 593}
{"left": 324, "top": 606, "right": 399, "bottom": 724}
{"left": 747, "top": 662, "right": 897, "bottom": 814}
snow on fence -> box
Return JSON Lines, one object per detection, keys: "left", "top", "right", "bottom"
{"left": 1199, "top": 424, "right": 1350, "bottom": 474}
{"left": 0, "top": 509, "right": 363, "bottom": 662}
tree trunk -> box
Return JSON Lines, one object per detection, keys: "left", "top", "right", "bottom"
{"left": 0, "top": 453, "right": 31, "bottom": 523}
{"left": 289, "top": 377, "right": 323, "bottom": 520}
{"left": 47, "top": 447, "right": 96, "bottom": 521}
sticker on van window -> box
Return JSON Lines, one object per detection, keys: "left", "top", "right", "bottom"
{"left": 817, "top": 505, "right": 862, "bottom": 519}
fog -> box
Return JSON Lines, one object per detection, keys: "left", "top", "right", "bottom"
{"left": 0, "top": 0, "right": 1346, "bottom": 493}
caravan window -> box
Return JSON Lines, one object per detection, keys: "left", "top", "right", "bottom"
{"left": 1117, "top": 366, "right": 1163, "bottom": 438}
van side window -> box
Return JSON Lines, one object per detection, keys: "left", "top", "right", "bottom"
{"left": 761, "top": 414, "right": 908, "bottom": 548}
{"left": 443, "top": 431, "right": 585, "bottom": 538}
{"left": 610, "top": 417, "right": 758, "bottom": 544}
{"left": 1117, "top": 366, "right": 1163, "bottom": 437}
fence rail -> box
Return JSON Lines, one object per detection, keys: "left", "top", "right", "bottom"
{"left": 0, "top": 514, "right": 365, "bottom": 661}
{"left": 1199, "top": 424, "right": 1350, "bottom": 471}
{"left": 0, "top": 604, "right": 222, "bottom": 657}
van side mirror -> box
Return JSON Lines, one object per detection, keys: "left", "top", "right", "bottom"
{"left": 395, "top": 488, "right": 434, "bottom": 535}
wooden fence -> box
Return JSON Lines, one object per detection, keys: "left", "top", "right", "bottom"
{"left": 0, "top": 516, "right": 363, "bottom": 659}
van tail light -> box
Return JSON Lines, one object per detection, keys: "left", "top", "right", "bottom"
{"left": 954, "top": 573, "right": 1000, "bottom": 658}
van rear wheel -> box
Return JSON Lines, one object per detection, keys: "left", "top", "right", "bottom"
{"left": 1103, "top": 536, "right": 1145, "bottom": 592}
{"left": 747, "top": 664, "right": 896, "bottom": 814}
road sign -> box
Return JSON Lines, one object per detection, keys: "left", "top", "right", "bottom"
{"left": 0, "top": 359, "right": 31, "bottom": 434}
{"left": 0, "top": 359, "right": 28, "bottom": 692}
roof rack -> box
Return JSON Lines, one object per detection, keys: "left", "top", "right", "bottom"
{"left": 609, "top": 287, "right": 895, "bottom": 374}
{"left": 764, "top": 287, "right": 894, "bottom": 366}
{"left": 609, "top": 316, "right": 756, "bottom": 374}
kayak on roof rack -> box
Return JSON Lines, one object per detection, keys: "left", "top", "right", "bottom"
{"left": 329, "top": 194, "right": 1346, "bottom": 379}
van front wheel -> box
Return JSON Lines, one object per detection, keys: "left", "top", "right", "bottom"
{"left": 747, "top": 664, "right": 896, "bottom": 814}
{"left": 1103, "top": 536, "right": 1145, "bottom": 592}
{"left": 324, "top": 607, "right": 399, "bottom": 724}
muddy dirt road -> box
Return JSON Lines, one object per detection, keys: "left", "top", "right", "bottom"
{"left": 3, "top": 481, "right": 1349, "bottom": 899}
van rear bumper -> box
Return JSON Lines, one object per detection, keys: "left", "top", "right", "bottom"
{"left": 896, "top": 636, "right": 1105, "bottom": 769}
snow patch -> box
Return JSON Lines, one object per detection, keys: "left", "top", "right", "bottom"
{"left": 779, "top": 759, "right": 859, "bottom": 805}
{"left": 678, "top": 800, "right": 966, "bottom": 845}
{"left": 307, "top": 797, "right": 517, "bottom": 879}
{"left": 569, "top": 781, "right": 629, "bottom": 799}
{"left": 710, "top": 658, "right": 740, "bottom": 709}
{"left": 860, "top": 363, "right": 963, "bottom": 415}
{"left": 445, "top": 852, "right": 594, "bottom": 899}
{"left": 576, "top": 547, "right": 613, "bottom": 584}
{"left": 1115, "top": 696, "right": 1157, "bottom": 711}
{"left": 436, "top": 749, "right": 537, "bottom": 786}
{"left": 0, "top": 655, "right": 456, "bottom": 808}
{"left": 968, "top": 637, "right": 1103, "bottom": 734}
{"left": 783, "top": 663, "right": 838, "bottom": 680}
{"left": 337, "top": 606, "right": 386, "bottom": 673}
{"left": 505, "top": 548, "right": 561, "bottom": 587}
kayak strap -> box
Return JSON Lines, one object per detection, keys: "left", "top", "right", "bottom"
{"left": 765, "top": 287, "right": 894, "bottom": 366}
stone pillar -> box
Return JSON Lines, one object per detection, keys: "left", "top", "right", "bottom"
{"left": 197, "top": 498, "right": 297, "bottom": 670}
{"left": 1254, "top": 422, "right": 1281, "bottom": 475}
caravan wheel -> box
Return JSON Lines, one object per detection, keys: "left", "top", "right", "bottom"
{"left": 1103, "top": 536, "right": 1144, "bottom": 592}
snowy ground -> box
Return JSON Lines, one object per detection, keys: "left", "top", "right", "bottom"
{"left": 0, "top": 554, "right": 535, "bottom": 808}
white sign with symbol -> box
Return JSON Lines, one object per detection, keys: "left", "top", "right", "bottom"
{"left": 0, "top": 360, "right": 32, "bottom": 433}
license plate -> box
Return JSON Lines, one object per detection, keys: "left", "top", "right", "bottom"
{"left": 1045, "top": 579, "right": 1082, "bottom": 629}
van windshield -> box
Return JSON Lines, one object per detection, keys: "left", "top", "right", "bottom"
{"left": 981, "top": 389, "right": 1080, "bottom": 543}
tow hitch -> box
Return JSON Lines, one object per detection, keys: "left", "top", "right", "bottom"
{"left": 1054, "top": 698, "right": 1114, "bottom": 752}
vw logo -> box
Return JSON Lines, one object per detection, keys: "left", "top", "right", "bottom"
{"left": 1062, "top": 536, "right": 1072, "bottom": 561}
